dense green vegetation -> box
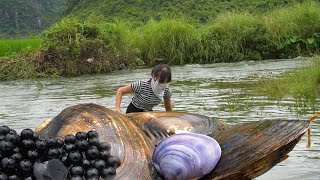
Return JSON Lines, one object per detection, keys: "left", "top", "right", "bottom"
{"left": 0, "top": 38, "right": 41, "bottom": 57}
{"left": 0, "top": 1, "right": 319, "bottom": 81}
{"left": 0, "top": 0, "right": 66, "bottom": 37}
{"left": 63, "top": 0, "right": 305, "bottom": 23}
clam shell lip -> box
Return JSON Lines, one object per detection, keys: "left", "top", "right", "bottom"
{"left": 152, "top": 133, "right": 221, "bottom": 179}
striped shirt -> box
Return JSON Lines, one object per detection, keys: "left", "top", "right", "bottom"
{"left": 131, "top": 79, "right": 172, "bottom": 111}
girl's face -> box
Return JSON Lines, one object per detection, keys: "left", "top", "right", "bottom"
{"left": 153, "top": 76, "right": 169, "bottom": 88}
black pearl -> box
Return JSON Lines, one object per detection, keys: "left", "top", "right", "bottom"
{"left": 9, "top": 129, "right": 17, "bottom": 135}
{"left": 100, "top": 167, "right": 116, "bottom": 179}
{"left": 56, "top": 138, "right": 64, "bottom": 148}
{"left": 8, "top": 174, "right": 19, "bottom": 180}
{"left": 27, "top": 150, "right": 39, "bottom": 160}
{"left": 69, "top": 175, "right": 83, "bottom": 180}
{"left": 76, "top": 132, "right": 87, "bottom": 141}
{"left": 70, "top": 166, "right": 84, "bottom": 176}
{"left": 64, "top": 134, "right": 76, "bottom": 144}
{"left": 2, "top": 157, "right": 16, "bottom": 171}
{"left": 0, "top": 173, "right": 8, "bottom": 180}
{"left": 88, "top": 138, "right": 100, "bottom": 147}
{"left": 86, "top": 131, "right": 98, "bottom": 139}
{"left": 86, "top": 147, "right": 99, "bottom": 160}
{"left": 75, "top": 140, "right": 89, "bottom": 152}
{"left": 35, "top": 140, "right": 46, "bottom": 150}
{"left": 0, "top": 126, "right": 10, "bottom": 135}
{"left": 81, "top": 159, "right": 91, "bottom": 169}
{"left": 11, "top": 153, "right": 22, "bottom": 161}
{"left": 68, "top": 151, "right": 82, "bottom": 164}
{"left": 5, "top": 134, "right": 20, "bottom": 145}
{"left": 85, "top": 168, "right": 99, "bottom": 178}
{"left": 20, "top": 159, "right": 33, "bottom": 172}
{"left": 99, "top": 150, "right": 111, "bottom": 160}
{"left": 93, "top": 159, "right": 106, "bottom": 170}
{"left": 98, "top": 142, "right": 111, "bottom": 151}
{"left": 45, "top": 137, "right": 56, "bottom": 148}
{"left": 0, "top": 140, "right": 14, "bottom": 152}
{"left": 107, "top": 156, "right": 121, "bottom": 168}
{"left": 13, "top": 147, "right": 20, "bottom": 153}
{"left": 20, "top": 129, "right": 34, "bottom": 140}
{"left": 47, "top": 148, "right": 59, "bottom": 159}
{"left": 21, "top": 139, "right": 36, "bottom": 150}
{"left": 32, "top": 133, "right": 39, "bottom": 141}
{"left": 64, "top": 144, "right": 76, "bottom": 153}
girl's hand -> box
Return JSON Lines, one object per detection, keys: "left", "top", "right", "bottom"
{"left": 114, "top": 107, "right": 121, "bottom": 113}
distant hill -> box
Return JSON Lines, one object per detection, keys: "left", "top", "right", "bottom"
{"left": 0, "top": 0, "right": 66, "bottom": 38}
{"left": 63, "top": 0, "right": 305, "bottom": 23}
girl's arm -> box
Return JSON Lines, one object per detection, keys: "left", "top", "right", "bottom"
{"left": 164, "top": 98, "right": 173, "bottom": 112}
{"left": 115, "top": 84, "right": 132, "bottom": 113}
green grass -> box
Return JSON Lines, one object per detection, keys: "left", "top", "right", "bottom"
{"left": 254, "top": 56, "right": 320, "bottom": 101}
{"left": 0, "top": 38, "right": 41, "bottom": 57}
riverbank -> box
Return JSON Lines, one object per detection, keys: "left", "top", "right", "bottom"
{"left": 0, "top": 1, "right": 319, "bottom": 81}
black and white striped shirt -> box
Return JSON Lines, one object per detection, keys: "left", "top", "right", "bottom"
{"left": 131, "top": 79, "right": 172, "bottom": 111}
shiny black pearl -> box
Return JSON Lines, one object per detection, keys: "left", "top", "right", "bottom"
{"left": 0, "top": 173, "right": 8, "bottom": 180}
{"left": 100, "top": 167, "right": 116, "bottom": 179}
{"left": 0, "top": 135, "right": 5, "bottom": 141}
{"left": 86, "top": 147, "right": 99, "bottom": 160}
{"left": 8, "top": 174, "right": 19, "bottom": 180}
{"left": 20, "top": 129, "right": 34, "bottom": 140}
{"left": 60, "top": 155, "right": 70, "bottom": 167}
{"left": 69, "top": 175, "right": 83, "bottom": 180}
{"left": 9, "top": 129, "right": 17, "bottom": 135}
{"left": 99, "top": 150, "right": 111, "bottom": 160}
{"left": 70, "top": 166, "right": 84, "bottom": 176}
{"left": 0, "top": 140, "right": 14, "bottom": 151}
{"left": 68, "top": 151, "right": 82, "bottom": 163}
{"left": 45, "top": 137, "right": 56, "bottom": 148}
{"left": 107, "top": 156, "right": 121, "bottom": 168}
{"left": 48, "top": 148, "right": 60, "bottom": 159}
{"left": 86, "top": 131, "right": 98, "bottom": 139}
{"left": 98, "top": 142, "right": 111, "bottom": 151}
{"left": 20, "top": 159, "right": 33, "bottom": 172}
{"left": 13, "top": 147, "right": 20, "bottom": 153}
{"left": 27, "top": 150, "right": 39, "bottom": 160}
{"left": 56, "top": 138, "right": 64, "bottom": 148}
{"left": 64, "top": 144, "right": 76, "bottom": 153}
{"left": 5, "top": 134, "right": 20, "bottom": 145}
{"left": 64, "top": 134, "right": 76, "bottom": 144}
{"left": 93, "top": 159, "right": 106, "bottom": 170}
{"left": 11, "top": 153, "right": 22, "bottom": 161}
{"left": 35, "top": 140, "right": 46, "bottom": 150}
{"left": 76, "top": 132, "right": 87, "bottom": 141}
{"left": 2, "top": 157, "right": 16, "bottom": 171}
{"left": 32, "top": 133, "right": 39, "bottom": 141}
{"left": 81, "top": 159, "right": 91, "bottom": 169}
{"left": 21, "top": 139, "right": 35, "bottom": 150}
{"left": 85, "top": 168, "right": 99, "bottom": 178}
{"left": 88, "top": 138, "right": 100, "bottom": 147}
{"left": 0, "top": 126, "right": 10, "bottom": 135}
{"left": 75, "top": 140, "right": 89, "bottom": 152}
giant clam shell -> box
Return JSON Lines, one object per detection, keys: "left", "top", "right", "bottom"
{"left": 36, "top": 103, "right": 311, "bottom": 179}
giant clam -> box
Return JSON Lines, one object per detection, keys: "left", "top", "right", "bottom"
{"left": 36, "top": 103, "right": 311, "bottom": 179}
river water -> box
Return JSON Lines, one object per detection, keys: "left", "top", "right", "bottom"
{"left": 0, "top": 57, "right": 319, "bottom": 179}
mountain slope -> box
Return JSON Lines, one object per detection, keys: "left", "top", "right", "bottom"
{"left": 63, "top": 0, "right": 305, "bottom": 23}
{"left": 0, "top": 0, "right": 66, "bottom": 37}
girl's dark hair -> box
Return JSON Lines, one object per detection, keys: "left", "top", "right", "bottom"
{"left": 151, "top": 64, "right": 172, "bottom": 83}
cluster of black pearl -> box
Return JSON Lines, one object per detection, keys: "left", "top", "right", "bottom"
{"left": 0, "top": 126, "right": 121, "bottom": 180}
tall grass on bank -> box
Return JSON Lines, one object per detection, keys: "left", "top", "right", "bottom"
{"left": 138, "top": 19, "right": 201, "bottom": 65}
{"left": 265, "top": 2, "right": 320, "bottom": 58}
{"left": 0, "top": 38, "right": 41, "bottom": 57}
{"left": 254, "top": 56, "right": 320, "bottom": 104}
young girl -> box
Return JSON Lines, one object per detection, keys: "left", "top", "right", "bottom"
{"left": 115, "top": 64, "right": 173, "bottom": 113}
